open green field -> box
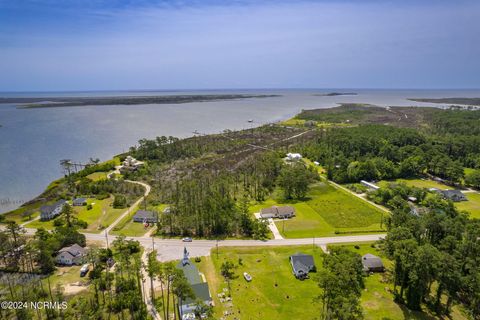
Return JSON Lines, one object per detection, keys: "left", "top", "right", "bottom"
{"left": 86, "top": 171, "right": 109, "bottom": 181}
{"left": 26, "top": 197, "right": 125, "bottom": 233}
{"left": 455, "top": 192, "right": 480, "bottom": 219}
{"left": 198, "top": 246, "right": 324, "bottom": 320}
{"left": 1, "top": 203, "right": 42, "bottom": 224}
{"left": 198, "top": 245, "right": 468, "bottom": 320}
{"left": 378, "top": 178, "right": 449, "bottom": 190}
{"left": 251, "top": 182, "right": 385, "bottom": 238}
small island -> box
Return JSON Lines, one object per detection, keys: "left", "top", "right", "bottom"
{"left": 313, "top": 92, "right": 357, "bottom": 97}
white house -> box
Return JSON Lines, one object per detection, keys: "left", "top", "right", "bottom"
{"left": 286, "top": 153, "right": 302, "bottom": 161}
{"left": 56, "top": 244, "right": 86, "bottom": 266}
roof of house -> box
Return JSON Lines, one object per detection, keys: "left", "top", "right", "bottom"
{"left": 276, "top": 206, "right": 295, "bottom": 215}
{"left": 441, "top": 190, "right": 466, "bottom": 199}
{"left": 133, "top": 210, "right": 157, "bottom": 220}
{"left": 58, "top": 243, "right": 85, "bottom": 257}
{"left": 260, "top": 206, "right": 295, "bottom": 216}
{"left": 73, "top": 197, "right": 87, "bottom": 204}
{"left": 182, "top": 282, "right": 212, "bottom": 305}
{"left": 290, "top": 253, "right": 315, "bottom": 274}
{"left": 362, "top": 254, "right": 384, "bottom": 270}
{"left": 40, "top": 199, "right": 66, "bottom": 214}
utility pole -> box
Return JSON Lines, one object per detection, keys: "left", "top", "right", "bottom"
{"left": 105, "top": 230, "right": 109, "bottom": 249}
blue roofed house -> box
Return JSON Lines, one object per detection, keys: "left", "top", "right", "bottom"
{"left": 177, "top": 248, "right": 213, "bottom": 319}
{"left": 40, "top": 200, "right": 66, "bottom": 221}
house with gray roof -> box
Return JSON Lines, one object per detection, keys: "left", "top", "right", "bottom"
{"left": 260, "top": 206, "right": 296, "bottom": 219}
{"left": 56, "top": 244, "right": 86, "bottom": 266}
{"left": 176, "top": 247, "right": 212, "bottom": 319}
{"left": 73, "top": 197, "right": 87, "bottom": 206}
{"left": 290, "top": 253, "right": 316, "bottom": 279}
{"left": 362, "top": 254, "right": 384, "bottom": 273}
{"left": 132, "top": 210, "right": 158, "bottom": 223}
{"left": 439, "top": 190, "right": 467, "bottom": 202}
{"left": 40, "top": 200, "right": 66, "bottom": 221}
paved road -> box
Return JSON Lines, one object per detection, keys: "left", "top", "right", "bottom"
{"left": 85, "top": 232, "right": 386, "bottom": 261}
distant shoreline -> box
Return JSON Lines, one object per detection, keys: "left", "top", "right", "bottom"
{"left": 409, "top": 97, "right": 480, "bottom": 106}
{"left": 2, "top": 94, "right": 281, "bottom": 109}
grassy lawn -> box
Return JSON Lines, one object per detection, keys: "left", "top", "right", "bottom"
{"left": 251, "top": 182, "right": 384, "bottom": 238}
{"left": 198, "top": 245, "right": 468, "bottom": 320}
{"left": 110, "top": 205, "right": 152, "bottom": 237}
{"left": 455, "top": 192, "right": 480, "bottom": 219}
{"left": 86, "top": 171, "right": 109, "bottom": 181}
{"left": 198, "top": 246, "right": 324, "bottom": 320}
{"left": 378, "top": 178, "right": 449, "bottom": 190}
{"left": 1, "top": 203, "right": 42, "bottom": 224}
{"left": 25, "top": 197, "right": 125, "bottom": 233}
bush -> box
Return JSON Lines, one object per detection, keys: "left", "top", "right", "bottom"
{"left": 96, "top": 193, "right": 109, "bottom": 200}
{"left": 195, "top": 257, "right": 201, "bottom": 263}
{"left": 87, "top": 204, "right": 93, "bottom": 210}
{"left": 354, "top": 245, "right": 360, "bottom": 249}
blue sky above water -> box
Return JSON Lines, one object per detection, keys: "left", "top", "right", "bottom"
{"left": 0, "top": 0, "right": 479, "bottom": 91}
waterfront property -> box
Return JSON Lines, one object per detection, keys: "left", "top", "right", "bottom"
{"left": 55, "top": 244, "right": 86, "bottom": 266}
{"left": 132, "top": 210, "right": 158, "bottom": 223}
{"left": 40, "top": 200, "right": 66, "bottom": 221}
{"left": 285, "top": 153, "right": 302, "bottom": 161}
{"left": 361, "top": 253, "right": 384, "bottom": 273}
{"left": 177, "top": 247, "right": 213, "bottom": 319}
{"left": 260, "top": 206, "right": 296, "bottom": 219}
{"left": 119, "top": 155, "right": 144, "bottom": 173}
{"left": 289, "top": 253, "right": 316, "bottom": 279}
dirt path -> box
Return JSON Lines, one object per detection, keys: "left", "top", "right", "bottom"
{"left": 104, "top": 180, "right": 151, "bottom": 235}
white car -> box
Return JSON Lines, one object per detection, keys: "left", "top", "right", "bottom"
{"left": 182, "top": 237, "right": 193, "bottom": 242}
{"left": 243, "top": 272, "right": 252, "bottom": 282}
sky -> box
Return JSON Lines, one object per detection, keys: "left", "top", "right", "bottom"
{"left": 0, "top": 0, "right": 479, "bottom": 91}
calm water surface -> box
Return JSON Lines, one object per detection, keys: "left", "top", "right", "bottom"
{"left": 1, "top": 89, "right": 479, "bottom": 213}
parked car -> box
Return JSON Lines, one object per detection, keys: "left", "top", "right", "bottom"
{"left": 80, "top": 264, "right": 90, "bottom": 277}
{"left": 243, "top": 272, "right": 252, "bottom": 282}
{"left": 182, "top": 237, "right": 193, "bottom": 242}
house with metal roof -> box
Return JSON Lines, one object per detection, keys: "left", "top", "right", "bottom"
{"left": 177, "top": 248, "right": 213, "bottom": 319}
{"left": 290, "top": 253, "right": 316, "bottom": 279}
{"left": 439, "top": 189, "right": 467, "bottom": 202}
{"left": 40, "top": 200, "right": 66, "bottom": 221}
{"left": 362, "top": 254, "right": 384, "bottom": 273}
